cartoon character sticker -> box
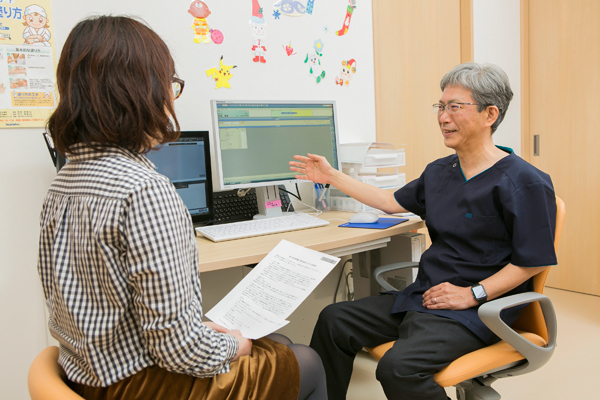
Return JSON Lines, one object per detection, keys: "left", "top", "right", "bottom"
{"left": 188, "top": 1, "right": 224, "bottom": 44}
{"left": 22, "top": 4, "right": 51, "bottom": 46}
{"left": 206, "top": 56, "right": 236, "bottom": 89}
{"left": 189, "top": 1, "right": 211, "bottom": 43}
{"left": 304, "top": 39, "right": 325, "bottom": 83}
{"left": 335, "top": 59, "right": 356, "bottom": 86}
{"left": 336, "top": 0, "right": 356, "bottom": 37}
{"left": 250, "top": 0, "right": 267, "bottom": 63}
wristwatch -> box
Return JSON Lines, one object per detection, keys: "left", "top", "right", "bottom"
{"left": 471, "top": 284, "right": 488, "bottom": 305}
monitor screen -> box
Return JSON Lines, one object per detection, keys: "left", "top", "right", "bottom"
{"left": 211, "top": 100, "right": 341, "bottom": 191}
{"left": 146, "top": 131, "right": 213, "bottom": 225}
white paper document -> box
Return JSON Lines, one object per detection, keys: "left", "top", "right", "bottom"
{"left": 206, "top": 240, "right": 340, "bottom": 339}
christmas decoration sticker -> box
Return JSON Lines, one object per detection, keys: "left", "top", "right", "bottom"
{"left": 336, "top": 0, "right": 356, "bottom": 36}
{"left": 250, "top": 0, "right": 267, "bottom": 63}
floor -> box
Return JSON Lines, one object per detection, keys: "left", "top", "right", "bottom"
{"left": 346, "top": 287, "right": 600, "bottom": 399}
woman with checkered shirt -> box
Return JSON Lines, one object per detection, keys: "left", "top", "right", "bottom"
{"left": 38, "top": 15, "right": 326, "bottom": 400}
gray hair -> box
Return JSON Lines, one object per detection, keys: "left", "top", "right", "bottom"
{"left": 440, "top": 62, "right": 513, "bottom": 133}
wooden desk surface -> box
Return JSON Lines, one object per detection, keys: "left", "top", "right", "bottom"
{"left": 196, "top": 211, "right": 424, "bottom": 273}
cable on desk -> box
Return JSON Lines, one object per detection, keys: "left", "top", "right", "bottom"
{"left": 290, "top": 200, "right": 323, "bottom": 217}
{"left": 345, "top": 270, "right": 354, "bottom": 301}
{"left": 280, "top": 184, "right": 302, "bottom": 201}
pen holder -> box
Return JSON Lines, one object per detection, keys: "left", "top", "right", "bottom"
{"left": 313, "top": 186, "right": 330, "bottom": 212}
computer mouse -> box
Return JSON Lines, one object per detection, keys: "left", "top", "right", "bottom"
{"left": 349, "top": 212, "right": 379, "bottom": 224}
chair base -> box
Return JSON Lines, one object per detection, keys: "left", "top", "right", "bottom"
{"left": 456, "top": 377, "right": 501, "bottom": 400}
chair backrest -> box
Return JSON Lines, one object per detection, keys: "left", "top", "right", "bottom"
{"left": 511, "top": 196, "right": 566, "bottom": 341}
{"left": 28, "top": 346, "right": 85, "bottom": 400}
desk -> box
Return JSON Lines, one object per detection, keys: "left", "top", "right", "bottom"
{"left": 196, "top": 211, "right": 425, "bottom": 272}
{"left": 196, "top": 211, "right": 424, "bottom": 344}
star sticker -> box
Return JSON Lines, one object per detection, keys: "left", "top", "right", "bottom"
{"left": 323, "top": 26, "right": 329, "bottom": 33}
{"left": 273, "top": 10, "right": 281, "bottom": 19}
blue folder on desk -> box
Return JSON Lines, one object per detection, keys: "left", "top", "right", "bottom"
{"left": 339, "top": 218, "right": 409, "bottom": 229}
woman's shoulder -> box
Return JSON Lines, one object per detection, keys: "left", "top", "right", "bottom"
{"left": 65, "top": 148, "right": 173, "bottom": 200}
{"left": 111, "top": 156, "right": 172, "bottom": 193}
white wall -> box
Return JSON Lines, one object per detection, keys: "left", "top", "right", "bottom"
{"left": 473, "top": 0, "right": 522, "bottom": 155}
{"left": 0, "top": 131, "right": 56, "bottom": 399}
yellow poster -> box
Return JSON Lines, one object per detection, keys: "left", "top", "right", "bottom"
{"left": 0, "top": 1, "right": 56, "bottom": 128}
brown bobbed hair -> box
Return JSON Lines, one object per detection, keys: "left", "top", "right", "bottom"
{"left": 47, "top": 15, "right": 180, "bottom": 155}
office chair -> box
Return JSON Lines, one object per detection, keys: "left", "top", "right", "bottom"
{"left": 366, "top": 196, "right": 566, "bottom": 400}
{"left": 28, "top": 346, "right": 84, "bottom": 400}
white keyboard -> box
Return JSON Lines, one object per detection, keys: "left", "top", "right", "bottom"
{"left": 196, "top": 213, "right": 329, "bottom": 242}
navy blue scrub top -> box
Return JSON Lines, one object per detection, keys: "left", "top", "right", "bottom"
{"left": 393, "top": 147, "right": 557, "bottom": 344}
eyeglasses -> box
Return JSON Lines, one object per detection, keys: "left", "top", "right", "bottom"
{"left": 432, "top": 102, "right": 480, "bottom": 115}
{"left": 172, "top": 77, "right": 185, "bottom": 100}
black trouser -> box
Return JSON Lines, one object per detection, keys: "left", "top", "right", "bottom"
{"left": 310, "top": 294, "right": 485, "bottom": 400}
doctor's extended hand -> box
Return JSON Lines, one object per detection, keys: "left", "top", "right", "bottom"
{"left": 289, "top": 153, "right": 335, "bottom": 184}
{"left": 422, "top": 282, "right": 478, "bottom": 311}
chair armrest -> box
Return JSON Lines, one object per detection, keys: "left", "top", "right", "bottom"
{"left": 478, "top": 292, "right": 557, "bottom": 378}
{"left": 373, "top": 262, "right": 419, "bottom": 291}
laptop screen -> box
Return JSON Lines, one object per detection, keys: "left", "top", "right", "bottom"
{"left": 146, "top": 131, "right": 214, "bottom": 225}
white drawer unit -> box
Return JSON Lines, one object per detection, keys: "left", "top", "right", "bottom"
{"left": 362, "top": 148, "right": 405, "bottom": 167}
{"left": 322, "top": 142, "right": 407, "bottom": 213}
{"left": 340, "top": 142, "right": 405, "bottom": 169}
{"left": 357, "top": 173, "right": 406, "bottom": 189}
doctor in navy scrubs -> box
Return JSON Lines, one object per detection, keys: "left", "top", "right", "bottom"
{"left": 289, "top": 62, "right": 557, "bottom": 400}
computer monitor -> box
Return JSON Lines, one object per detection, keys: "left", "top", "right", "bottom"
{"left": 146, "top": 131, "right": 214, "bottom": 226}
{"left": 211, "top": 100, "right": 341, "bottom": 218}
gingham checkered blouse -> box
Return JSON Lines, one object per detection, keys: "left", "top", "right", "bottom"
{"left": 37, "top": 144, "right": 238, "bottom": 387}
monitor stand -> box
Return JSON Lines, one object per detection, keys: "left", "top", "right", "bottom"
{"left": 254, "top": 185, "right": 287, "bottom": 219}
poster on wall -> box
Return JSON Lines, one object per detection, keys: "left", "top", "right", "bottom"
{"left": 0, "top": 1, "right": 56, "bottom": 128}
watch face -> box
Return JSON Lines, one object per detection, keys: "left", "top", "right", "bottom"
{"left": 473, "top": 285, "right": 486, "bottom": 299}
